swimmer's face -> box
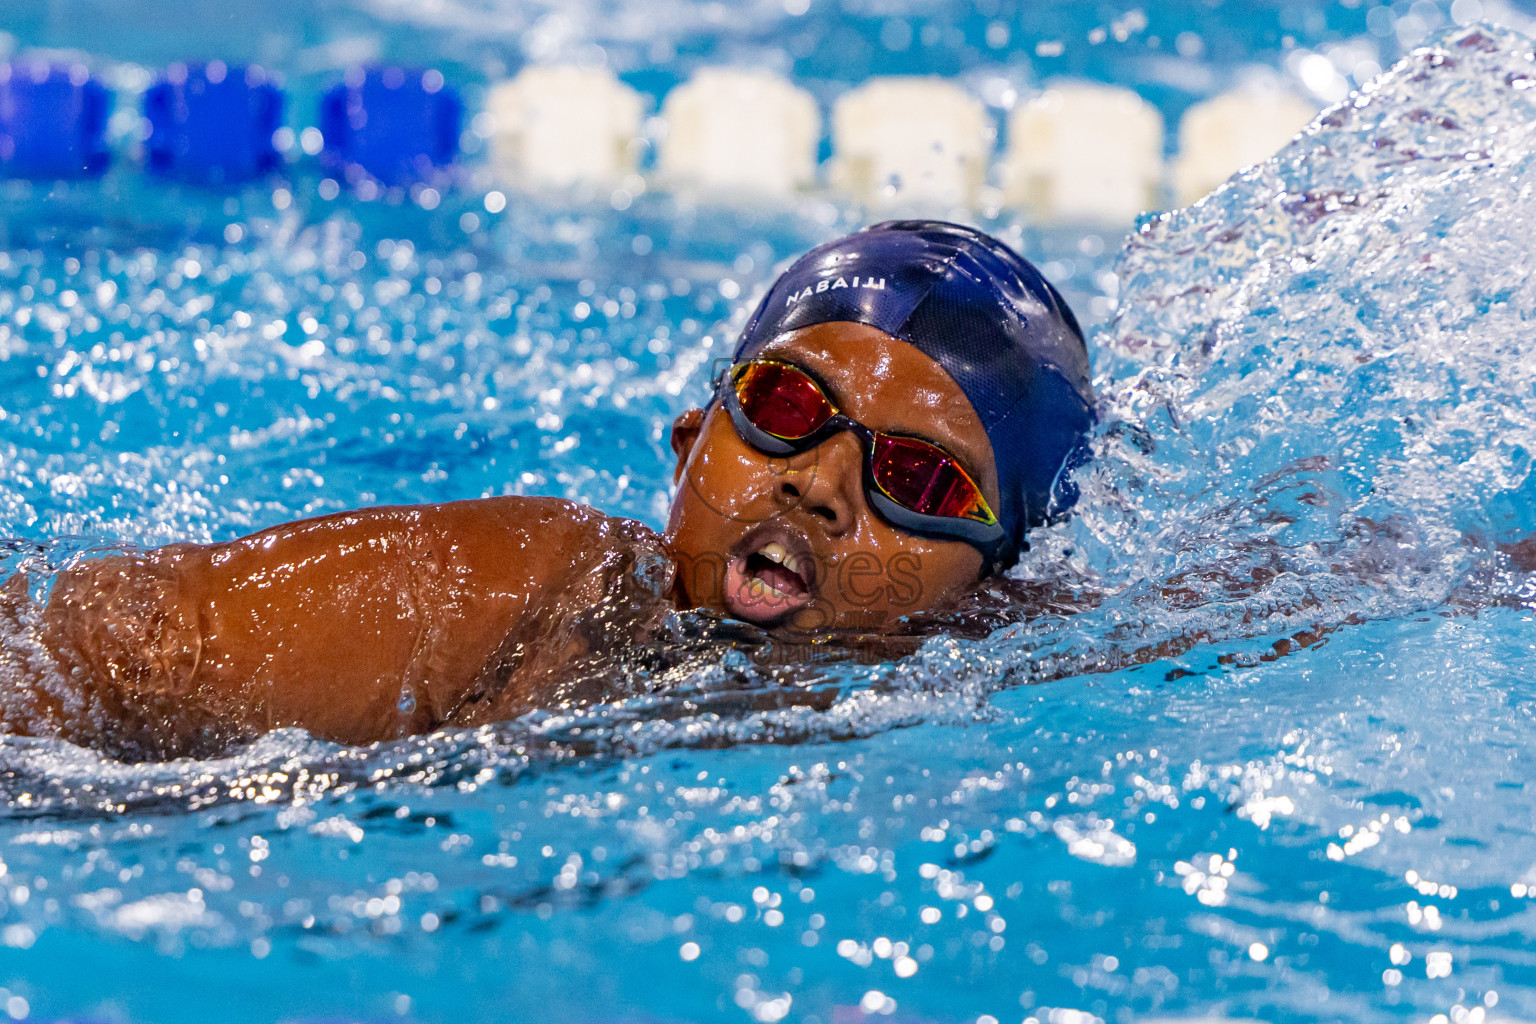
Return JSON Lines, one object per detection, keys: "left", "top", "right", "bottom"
{"left": 664, "top": 321, "right": 997, "bottom": 631}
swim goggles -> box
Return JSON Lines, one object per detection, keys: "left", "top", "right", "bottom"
{"left": 718, "top": 358, "right": 1005, "bottom": 557}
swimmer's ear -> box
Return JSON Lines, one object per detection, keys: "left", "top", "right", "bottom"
{"left": 670, "top": 408, "right": 706, "bottom": 483}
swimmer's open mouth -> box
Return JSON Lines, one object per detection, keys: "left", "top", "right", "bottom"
{"left": 723, "top": 526, "right": 817, "bottom": 625}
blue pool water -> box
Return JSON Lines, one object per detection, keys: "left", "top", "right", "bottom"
{"left": 3, "top": 2, "right": 1536, "bottom": 1022}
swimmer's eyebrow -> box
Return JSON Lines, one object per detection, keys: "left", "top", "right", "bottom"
{"left": 769, "top": 347, "right": 995, "bottom": 484}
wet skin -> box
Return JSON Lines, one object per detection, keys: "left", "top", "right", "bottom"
{"left": 0, "top": 321, "right": 997, "bottom": 757}
{"left": 664, "top": 322, "right": 994, "bottom": 630}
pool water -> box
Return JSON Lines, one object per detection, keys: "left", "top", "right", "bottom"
{"left": 2, "top": 3, "right": 1536, "bottom": 1023}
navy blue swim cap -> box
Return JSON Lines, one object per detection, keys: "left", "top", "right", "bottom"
{"left": 731, "top": 219, "right": 1094, "bottom": 569}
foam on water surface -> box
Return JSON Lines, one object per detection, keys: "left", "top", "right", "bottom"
{"left": 2, "top": 21, "right": 1536, "bottom": 1024}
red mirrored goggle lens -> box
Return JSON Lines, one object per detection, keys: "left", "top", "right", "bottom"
{"left": 871, "top": 435, "right": 997, "bottom": 525}
{"left": 732, "top": 360, "right": 999, "bottom": 528}
{"left": 732, "top": 361, "right": 835, "bottom": 439}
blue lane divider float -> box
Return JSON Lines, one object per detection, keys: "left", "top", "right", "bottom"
{"left": 144, "top": 61, "right": 283, "bottom": 185}
{"left": 319, "top": 66, "right": 460, "bottom": 189}
{"left": 0, "top": 62, "right": 112, "bottom": 178}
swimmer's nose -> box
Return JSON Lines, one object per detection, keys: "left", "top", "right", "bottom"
{"left": 776, "top": 430, "right": 861, "bottom": 534}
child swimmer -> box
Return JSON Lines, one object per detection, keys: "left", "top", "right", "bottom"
{"left": 0, "top": 220, "right": 1095, "bottom": 760}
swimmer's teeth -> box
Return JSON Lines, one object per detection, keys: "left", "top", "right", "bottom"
{"left": 756, "top": 541, "right": 807, "bottom": 582}
{"left": 747, "top": 576, "right": 789, "bottom": 599}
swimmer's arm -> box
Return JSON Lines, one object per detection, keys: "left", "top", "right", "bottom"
{"left": 29, "top": 497, "right": 628, "bottom": 752}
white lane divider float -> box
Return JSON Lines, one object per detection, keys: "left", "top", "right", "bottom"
{"left": 484, "top": 65, "right": 643, "bottom": 189}
{"left": 1172, "top": 85, "right": 1319, "bottom": 205}
{"left": 1001, "top": 80, "right": 1164, "bottom": 225}
{"left": 658, "top": 69, "right": 819, "bottom": 197}
{"left": 829, "top": 76, "right": 991, "bottom": 210}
